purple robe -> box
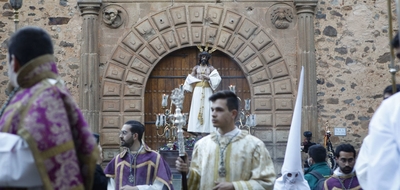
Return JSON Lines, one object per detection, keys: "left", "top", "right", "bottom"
{"left": 0, "top": 55, "right": 97, "bottom": 190}
{"left": 104, "top": 146, "right": 174, "bottom": 190}
{"left": 324, "top": 173, "right": 362, "bottom": 190}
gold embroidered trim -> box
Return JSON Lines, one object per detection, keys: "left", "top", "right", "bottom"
{"left": 41, "top": 140, "right": 74, "bottom": 159}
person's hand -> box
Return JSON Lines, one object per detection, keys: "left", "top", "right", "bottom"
{"left": 212, "top": 181, "right": 234, "bottom": 190}
{"left": 202, "top": 74, "right": 210, "bottom": 80}
{"left": 120, "top": 185, "right": 138, "bottom": 190}
{"left": 175, "top": 154, "right": 189, "bottom": 173}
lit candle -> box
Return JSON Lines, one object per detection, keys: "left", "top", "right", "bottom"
{"left": 159, "top": 114, "right": 164, "bottom": 126}
{"left": 245, "top": 99, "right": 251, "bottom": 111}
{"left": 251, "top": 114, "right": 257, "bottom": 127}
{"left": 155, "top": 114, "right": 160, "bottom": 127}
{"left": 229, "top": 85, "right": 236, "bottom": 94}
{"left": 162, "top": 94, "right": 169, "bottom": 107}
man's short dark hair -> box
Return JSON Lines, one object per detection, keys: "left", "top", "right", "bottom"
{"left": 334, "top": 143, "right": 356, "bottom": 158}
{"left": 308, "top": 144, "right": 327, "bottom": 163}
{"left": 125, "top": 120, "right": 145, "bottom": 142}
{"left": 391, "top": 32, "right": 400, "bottom": 48}
{"left": 7, "top": 26, "right": 54, "bottom": 66}
{"left": 209, "top": 90, "right": 239, "bottom": 112}
{"left": 383, "top": 84, "right": 400, "bottom": 97}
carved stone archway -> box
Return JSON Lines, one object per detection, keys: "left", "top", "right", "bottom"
{"left": 99, "top": 5, "right": 299, "bottom": 172}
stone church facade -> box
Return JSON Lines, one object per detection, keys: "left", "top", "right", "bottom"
{"left": 0, "top": 0, "right": 397, "bottom": 174}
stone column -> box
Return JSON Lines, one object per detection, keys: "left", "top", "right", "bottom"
{"left": 294, "top": 0, "right": 319, "bottom": 140}
{"left": 78, "top": 0, "right": 101, "bottom": 133}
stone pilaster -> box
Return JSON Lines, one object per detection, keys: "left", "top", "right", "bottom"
{"left": 78, "top": 0, "right": 101, "bottom": 133}
{"left": 294, "top": 0, "right": 319, "bottom": 140}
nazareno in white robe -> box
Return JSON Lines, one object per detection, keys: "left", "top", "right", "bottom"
{"left": 364, "top": 92, "right": 400, "bottom": 190}
{"left": 183, "top": 69, "right": 221, "bottom": 133}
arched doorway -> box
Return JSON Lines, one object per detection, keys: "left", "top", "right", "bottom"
{"left": 144, "top": 46, "right": 250, "bottom": 149}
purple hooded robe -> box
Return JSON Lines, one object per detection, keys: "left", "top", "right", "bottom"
{"left": 104, "top": 145, "right": 174, "bottom": 190}
{"left": 0, "top": 55, "right": 98, "bottom": 190}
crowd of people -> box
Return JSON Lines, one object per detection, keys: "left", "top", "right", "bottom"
{"left": 1, "top": 26, "right": 400, "bottom": 190}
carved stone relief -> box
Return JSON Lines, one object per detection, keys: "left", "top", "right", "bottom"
{"left": 267, "top": 4, "right": 295, "bottom": 29}
{"left": 102, "top": 5, "right": 126, "bottom": 28}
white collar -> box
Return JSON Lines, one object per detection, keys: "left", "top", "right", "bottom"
{"left": 218, "top": 127, "right": 241, "bottom": 138}
{"left": 334, "top": 167, "right": 356, "bottom": 177}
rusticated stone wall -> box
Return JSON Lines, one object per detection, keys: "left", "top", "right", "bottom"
{"left": 315, "top": 0, "right": 400, "bottom": 148}
{"left": 0, "top": 0, "right": 83, "bottom": 103}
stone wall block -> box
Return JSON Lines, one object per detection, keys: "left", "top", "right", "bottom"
{"left": 268, "top": 61, "right": 289, "bottom": 79}
{"left": 255, "top": 129, "right": 273, "bottom": 142}
{"left": 151, "top": 11, "right": 171, "bottom": 32}
{"left": 124, "top": 85, "right": 143, "bottom": 96}
{"left": 102, "top": 100, "right": 121, "bottom": 112}
{"left": 169, "top": 6, "right": 187, "bottom": 26}
{"left": 273, "top": 79, "right": 292, "bottom": 94}
{"left": 162, "top": 30, "right": 178, "bottom": 49}
{"left": 123, "top": 99, "right": 143, "bottom": 112}
{"left": 130, "top": 57, "right": 150, "bottom": 74}
{"left": 250, "top": 68, "right": 269, "bottom": 84}
{"left": 238, "top": 18, "right": 258, "bottom": 39}
{"left": 206, "top": 6, "right": 223, "bottom": 25}
{"left": 244, "top": 57, "right": 263, "bottom": 73}
{"left": 262, "top": 45, "right": 282, "bottom": 64}
{"left": 205, "top": 27, "right": 218, "bottom": 43}
{"left": 111, "top": 46, "right": 133, "bottom": 66}
{"left": 103, "top": 81, "right": 122, "bottom": 96}
{"left": 237, "top": 46, "right": 256, "bottom": 62}
{"left": 251, "top": 30, "right": 272, "bottom": 50}
{"left": 139, "top": 47, "right": 157, "bottom": 63}
{"left": 105, "top": 63, "right": 126, "bottom": 80}
{"left": 176, "top": 27, "right": 190, "bottom": 45}
{"left": 222, "top": 10, "right": 242, "bottom": 31}
{"left": 275, "top": 98, "right": 293, "bottom": 111}
{"left": 102, "top": 115, "right": 120, "bottom": 129}
{"left": 125, "top": 70, "right": 145, "bottom": 84}
{"left": 189, "top": 6, "right": 204, "bottom": 23}
{"left": 135, "top": 19, "right": 156, "bottom": 41}
{"left": 227, "top": 37, "right": 244, "bottom": 55}
{"left": 276, "top": 129, "right": 289, "bottom": 142}
{"left": 275, "top": 113, "right": 292, "bottom": 127}
{"left": 254, "top": 82, "right": 272, "bottom": 95}
{"left": 149, "top": 37, "right": 167, "bottom": 55}
{"left": 191, "top": 26, "right": 203, "bottom": 43}
{"left": 122, "top": 32, "right": 144, "bottom": 52}
{"left": 217, "top": 30, "right": 232, "bottom": 49}
{"left": 102, "top": 132, "right": 120, "bottom": 147}
{"left": 254, "top": 98, "right": 272, "bottom": 111}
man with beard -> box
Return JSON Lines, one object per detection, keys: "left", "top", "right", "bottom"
{"left": 0, "top": 26, "right": 97, "bottom": 190}
{"left": 175, "top": 90, "right": 276, "bottom": 190}
{"left": 183, "top": 47, "right": 221, "bottom": 136}
{"left": 104, "top": 120, "right": 174, "bottom": 190}
{"left": 324, "top": 144, "right": 362, "bottom": 190}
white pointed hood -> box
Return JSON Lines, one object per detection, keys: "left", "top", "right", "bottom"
{"left": 273, "top": 66, "right": 310, "bottom": 190}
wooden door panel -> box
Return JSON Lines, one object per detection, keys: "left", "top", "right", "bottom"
{"left": 145, "top": 47, "right": 250, "bottom": 150}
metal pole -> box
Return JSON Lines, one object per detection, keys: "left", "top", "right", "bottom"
{"left": 13, "top": 9, "right": 19, "bottom": 31}
{"left": 388, "top": 0, "right": 399, "bottom": 93}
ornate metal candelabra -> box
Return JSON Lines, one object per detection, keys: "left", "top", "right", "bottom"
{"left": 229, "top": 85, "right": 257, "bottom": 134}
{"left": 155, "top": 85, "right": 188, "bottom": 149}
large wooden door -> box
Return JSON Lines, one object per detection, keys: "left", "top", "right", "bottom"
{"left": 144, "top": 47, "right": 250, "bottom": 150}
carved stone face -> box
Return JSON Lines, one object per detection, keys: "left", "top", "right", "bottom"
{"left": 104, "top": 8, "right": 118, "bottom": 23}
